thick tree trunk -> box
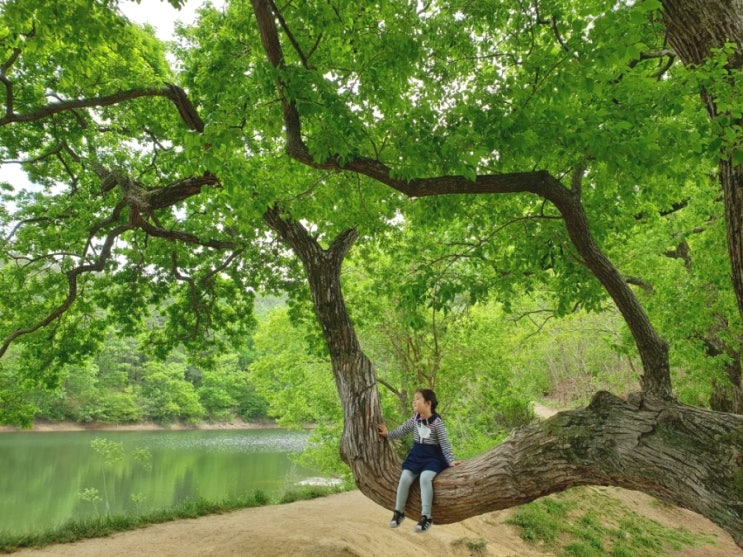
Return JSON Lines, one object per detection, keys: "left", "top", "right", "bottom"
{"left": 262, "top": 206, "right": 400, "bottom": 508}
{"left": 265, "top": 207, "right": 743, "bottom": 547}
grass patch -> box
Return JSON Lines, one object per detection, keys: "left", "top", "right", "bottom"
{"left": 278, "top": 484, "right": 342, "bottom": 504}
{"left": 0, "top": 486, "right": 344, "bottom": 554}
{"left": 506, "top": 494, "right": 574, "bottom": 544}
{"left": 507, "top": 487, "right": 715, "bottom": 557}
{"left": 452, "top": 537, "right": 488, "bottom": 555}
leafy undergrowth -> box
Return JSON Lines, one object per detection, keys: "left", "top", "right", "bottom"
{"left": 0, "top": 485, "right": 345, "bottom": 554}
{"left": 507, "top": 486, "right": 715, "bottom": 557}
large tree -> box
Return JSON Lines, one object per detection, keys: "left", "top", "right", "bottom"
{"left": 251, "top": 0, "right": 742, "bottom": 544}
{"left": 1, "top": 0, "right": 742, "bottom": 547}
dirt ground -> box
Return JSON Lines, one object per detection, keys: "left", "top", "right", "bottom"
{"left": 13, "top": 488, "right": 742, "bottom": 557}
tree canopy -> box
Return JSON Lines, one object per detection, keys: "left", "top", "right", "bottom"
{"left": 1, "top": 0, "right": 742, "bottom": 547}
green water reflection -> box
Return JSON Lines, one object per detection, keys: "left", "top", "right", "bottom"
{"left": 0, "top": 429, "right": 313, "bottom": 535}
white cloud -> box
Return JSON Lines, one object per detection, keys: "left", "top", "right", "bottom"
{"left": 0, "top": 164, "right": 33, "bottom": 190}
{"left": 119, "top": 0, "right": 225, "bottom": 41}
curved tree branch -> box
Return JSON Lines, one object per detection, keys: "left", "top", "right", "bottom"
{"left": 265, "top": 205, "right": 743, "bottom": 547}
{"left": 267, "top": 0, "right": 314, "bottom": 69}
{"left": 1, "top": 24, "right": 35, "bottom": 120}
{"left": 0, "top": 84, "right": 204, "bottom": 132}
{"left": 249, "top": 2, "right": 743, "bottom": 542}
{"left": 251, "top": 0, "right": 672, "bottom": 399}
{"left": 0, "top": 59, "right": 214, "bottom": 355}
{"left": 1, "top": 165, "right": 230, "bottom": 357}
{"left": 0, "top": 223, "right": 134, "bottom": 359}
{"left": 135, "top": 218, "right": 237, "bottom": 250}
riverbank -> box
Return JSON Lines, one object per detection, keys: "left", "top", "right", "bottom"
{"left": 4, "top": 401, "right": 561, "bottom": 433}
{"left": 0, "top": 419, "right": 279, "bottom": 433}
{"left": 13, "top": 489, "right": 742, "bottom": 557}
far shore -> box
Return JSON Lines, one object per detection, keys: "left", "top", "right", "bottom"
{"left": 0, "top": 418, "right": 282, "bottom": 433}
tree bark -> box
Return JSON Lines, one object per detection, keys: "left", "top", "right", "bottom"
{"left": 661, "top": 0, "right": 743, "bottom": 338}
{"left": 265, "top": 207, "right": 743, "bottom": 547}
{"left": 262, "top": 206, "right": 401, "bottom": 506}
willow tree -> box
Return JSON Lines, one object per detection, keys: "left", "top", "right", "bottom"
{"left": 1, "top": 0, "right": 742, "bottom": 547}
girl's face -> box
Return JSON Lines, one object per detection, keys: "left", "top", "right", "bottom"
{"left": 412, "top": 392, "right": 431, "bottom": 415}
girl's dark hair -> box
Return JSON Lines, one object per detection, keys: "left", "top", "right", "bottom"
{"left": 417, "top": 388, "right": 438, "bottom": 413}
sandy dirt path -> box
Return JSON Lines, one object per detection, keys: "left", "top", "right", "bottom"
{"left": 14, "top": 489, "right": 742, "bottom": 557}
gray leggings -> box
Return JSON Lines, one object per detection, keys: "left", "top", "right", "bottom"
{"left": 395, "top": 469, "right": 438, "bottom": 517}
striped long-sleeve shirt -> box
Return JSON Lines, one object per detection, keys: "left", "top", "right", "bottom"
{"left": 387, "top": 413, "right": 455, "bottom": 466}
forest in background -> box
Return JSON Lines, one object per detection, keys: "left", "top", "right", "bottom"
{"left": 0, "top": 281, "right": 688, "bottom": 478}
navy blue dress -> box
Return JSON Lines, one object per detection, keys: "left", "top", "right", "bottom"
{"left": 388, "top": 413, "right": 455, "bottom": 474}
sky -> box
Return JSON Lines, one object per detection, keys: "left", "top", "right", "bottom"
{"left": 120, "top": 0, "right": 222, "bottom": 41}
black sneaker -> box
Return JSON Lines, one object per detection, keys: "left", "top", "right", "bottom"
{"left": 415, "top": 515, "right": 433, "bottom": 532}
{"left": 389, "top": 510, "right": 405, "bottom": 528}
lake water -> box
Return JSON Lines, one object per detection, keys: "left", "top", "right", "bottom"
{"left": 0, "top": 428, "right": 318, "bottom": 535}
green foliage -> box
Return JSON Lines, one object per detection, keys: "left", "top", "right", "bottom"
{"left": 249, "top": 308, "right": 337, "bottom": 427}
{"left": 0, "top": 0, "right": 264, "bottom": 383}
{"left": 0, "top": 322, "right": 273, "bottom": 427}
{"left": 691, "top": 42, "right": 743, "bottom": 164}
{"left": 277, "top": 484, "right": 343, "bottom": 505}
{"left": 510, "top": 496, "right": 571, "bottom": 544}
{"left": 197, "top": 353, "right": 267, "bottom": 421}
{"left": 452, "top": 537, "right": 488, "bottom": 555}
{"left": 248, "top": 307, "right": 345, "bottom": 475}
{"left": 351, "top": 245, "right": 638, "bottom": 457}
{"left": 0, "top": 356, "right": 38, "bottom": 427}
{"left": 139, "top": 360, "right": 204, "bottom": 424}
{"left": 508, "top": 488, "right": 713, "bottom": 557}
{"left": 0, "top": 0, "right": 741, "bottom": 486}
{"left": 0, "top": 489, "right": 277, "bottom": 553}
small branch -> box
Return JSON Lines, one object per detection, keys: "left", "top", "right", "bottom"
{"left": 204, "top": 249, "right": 245, "bottom": 282}
{"left": 540, "top": 16, "right": 571, "bottom": 55}
{"left": 3, "top": 217, "right": 52, "bottom": 242}
{"left": 170, "top": 251, "right": 203, "bottom": 334}
{"left": 163, "top": 83, "right": 205, "bottom": 132}
{"left": 1, "top": 23, "right": 35, "bottom": 74}
{"left": 0, "top": 224, "right": 134, "bottom": 359}
{"left": 534, "top": 2, "right": 577, "bottom": 59}
{"left": 0, "top": 88, "right": 163, "bottom": 126}
{"left": 1, "top": 163, "right": 228, "bottom": 357}
{"left": 664, "top": 239, "right": 693, "bottom": 272}
{"left": 376, "top": 377, "right": 401, "bottom": 399}
{"left": 134, "top": 218, "right": 237, "bottom": 250}
{"left": 83, "top": 201, "right": 128, "bottom": 257}
{"left": 1, "top": 24, "right": 35, "bottom": 119}
{"left": 267, "top": 0, "right": 314, "bottom": 68}
{"left": 625, "top": 275, "right": 654, "bottom": 294}
{"left": 511, "top": 308, "right": 558, "bottom": 339}
{"left": 629, "top": 49, "right": 677, "bottom": 78}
